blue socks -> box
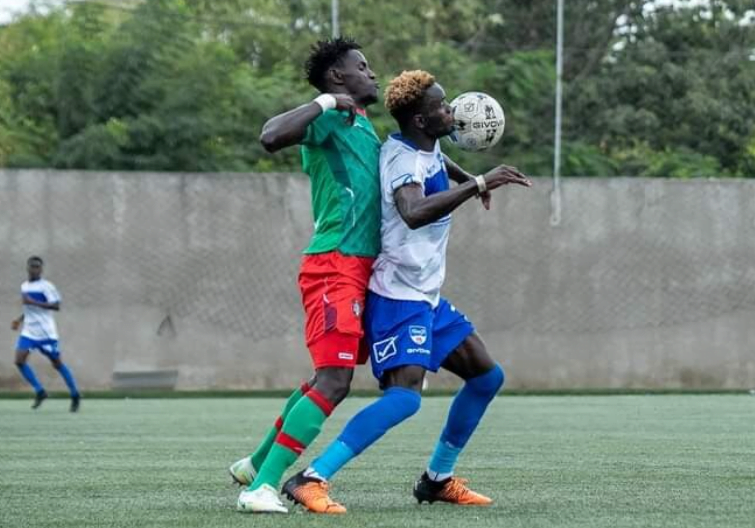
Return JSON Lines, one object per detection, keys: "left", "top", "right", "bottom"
{"left": 17, "top": 362, "right": 80, "bottom": 397}
{"left": 17, "top": 363, "right": 43, "bottom": 394}
{"left": 428, "top": 364, "right": 504, "bottom": 478}
{"left": 427, "top": 441, "right": 463, "bottom": 480}
{"left": 309, "top": 387, "right": 421, "bottom": 480}
{"left": 55, "top": 363, "right": 80, "bottom": 397}
{"left": 308, "top": 364, "right": 504, "bottom": 483}
{"left": 306, "top": 440, "right": 354, "bottom": 481}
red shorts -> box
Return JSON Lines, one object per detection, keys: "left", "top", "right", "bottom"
{"left": 299, "top": 251, "right": 374, "bottom": 369}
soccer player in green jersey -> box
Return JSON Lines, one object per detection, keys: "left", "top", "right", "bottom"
{"left": 230, "top": 37, "right": 382, "bottom": 513}
{"left": 281, "top": 70, "right": 530, "bottom": 514}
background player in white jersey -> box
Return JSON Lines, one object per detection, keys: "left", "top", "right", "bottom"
{"left": 281, "top": 70, "right": 532, "bottom": 513}
{"left": 11, "top": 256, "right": 81, "bottom": 412}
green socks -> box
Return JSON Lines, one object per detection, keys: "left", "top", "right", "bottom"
{"left": 249, "top": 388, "right": 335, "bottom": 490}
{"left": 250, "top": 381, "right": 311, "bottom": 471}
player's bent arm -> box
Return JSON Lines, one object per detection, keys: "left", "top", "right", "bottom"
{"left": 444, "top": 154, "right": 495, "bottom": 209}
{"left": 22, "top": 296, "right": 60, "bottom": 311}
{"left": 259, "top": 103, "right": 324, "bottom": 153}
{"left": 11, "top": 314, "right": 23, "bottom": 331}
{"left": 395, "top": 181, "right": 480, "bottom": 230}
{"left": 443, "top": 154, "right": 475, "bottom": 185}
{"left": 396, "top": 165, "right": 532, "bottom": 229}
{"left": 260, "top": 94, "right": 358, "bottom": 152}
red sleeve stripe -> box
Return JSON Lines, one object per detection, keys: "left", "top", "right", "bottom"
{"left": 275, "top": 432, "right": 306, "bottom": 455}
{"left": 300, "top": 381, "right": 312, "bottom": 394}
{"left": 274, "top": 416, "right": 284, "bottom": 431}
{"left": 305, "top": 389, "right": 335, "bottom": 417}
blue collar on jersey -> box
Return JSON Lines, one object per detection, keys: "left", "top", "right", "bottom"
{"left": 391, "top": 133, "right": 425, "bottom": 151}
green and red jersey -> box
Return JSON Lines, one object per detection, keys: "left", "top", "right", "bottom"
{"left": 300, "top": 109, "right": 381, "bottom": 258}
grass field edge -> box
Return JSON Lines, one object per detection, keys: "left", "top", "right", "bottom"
{"left": 0, "top": 388, "right": 752, "bottom": 398}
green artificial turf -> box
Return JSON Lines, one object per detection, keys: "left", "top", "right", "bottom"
{"left": 1, "top": 396, "right": 753, "bottom": 528}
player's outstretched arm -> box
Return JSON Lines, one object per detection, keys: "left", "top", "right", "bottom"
{"left": 395, "top": 181, "right": 479, "bottom": 230}
{"left": 259, "top": 94, "right": 358, "bottom": 153}
{"left": 443, "top": 154, "right": 492, "bottom": 210}
{"left": 443, "top": 154, "right": 474, "bottom": 184}
{"left": 395, "top": 165, "right": 531, "bottom": 230}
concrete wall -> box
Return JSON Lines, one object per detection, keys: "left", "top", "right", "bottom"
{"left": 1, "top": 170, "right": 753, "bottom": 390}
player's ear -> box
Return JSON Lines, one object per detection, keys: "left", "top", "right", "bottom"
{"left": 412, "top": 113, "right": 426, "bottom": 130}
{"left": 328, "top": 67, "right": 345, "bottom": 87}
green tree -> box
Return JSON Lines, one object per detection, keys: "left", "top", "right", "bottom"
{"left": 0, "top": 0, "right": 753, "bottom": 176}
{"left": 568, "top": 2, "right": 755, "bottom": 176}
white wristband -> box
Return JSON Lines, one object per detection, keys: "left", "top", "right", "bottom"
{"left": 313, "top": 94, "right": 337, "bottom": 113}
{"left": 474, "top": 175, "right": 487, "bottom": 194}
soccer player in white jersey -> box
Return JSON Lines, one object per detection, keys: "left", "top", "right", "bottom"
{"left": 281, "top": 70, "right": 532, "bottom": 513}
{"left": 11, "top": 256, "right": 81, "bottom": 412}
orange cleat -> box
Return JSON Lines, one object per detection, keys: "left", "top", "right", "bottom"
{"left": 413, "top": 472, "right": 493, "bottom": 505}
{"left": 282, "top": 470, "right": 347, "bottom": 514}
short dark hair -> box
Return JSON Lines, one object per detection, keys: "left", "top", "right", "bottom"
{"left": 28, "top": 256, "right": 43, "bottom": 266}
{"left": 305, "top": 37, "right": 362, "bottom": 92}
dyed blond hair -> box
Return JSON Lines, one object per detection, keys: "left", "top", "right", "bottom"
{"left": 384, "top": 70, "right": 436, "bottom": 118}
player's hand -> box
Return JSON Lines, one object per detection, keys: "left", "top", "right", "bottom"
{"left": 478, "top": 190, "right": 492, "bottom": 210}
{"left": 332, "top": 94, "right": 358, "bottom": 125}
{"left": 11, "top": 319, "right": 20, "bottom": 331}
{"left": 483, "top": 164, "right": 532, "bottom": 191}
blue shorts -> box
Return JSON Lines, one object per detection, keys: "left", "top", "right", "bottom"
{"left": 16, "top": 336, "right": 61, "bottom": 360}
{"left": 364, "top": 292, "right": 475, "bottom": 382}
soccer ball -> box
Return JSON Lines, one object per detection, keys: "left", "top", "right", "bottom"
{"left": 449, "top": 92, "right": 506, "bottom": 151}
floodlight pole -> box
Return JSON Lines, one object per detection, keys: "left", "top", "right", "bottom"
{"left": 332, "top": 0, "right": 340, "bottom": 38}
{"left": 551, "top": 0, "right": 564, "bottom": 226}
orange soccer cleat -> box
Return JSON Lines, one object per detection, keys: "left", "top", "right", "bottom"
{"left": 282, "top": 470, "right": 347, "bottom": 514}
{"left": 413, "top": 472, "right": 493, "bottom": 506}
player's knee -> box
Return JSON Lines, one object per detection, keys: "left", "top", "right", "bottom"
{"left": 52, "top": 359, "right": 63, "bottom": 370}
{"left": 493, "top": 363, "right": 506, "bottom": 388}
{"left": 402, "top": 370, "right": 426, "bottom": 391}
{"left": 384, "top": 386, "right": 422, "bottom": 421}
{"left": 382, "top": 365, "right": 426, "bottom": 392}
{"left": 14, "top": 361, "right": 25, "bottom": 368}
{"left": 314, "top": 368, "right": 354, "bottom": 406}
{"left": 467, "top": 363, "right": 505, "bottom": 396}
{"left": 317, "top": 384, "right": 350, "bottom": 406}
{"left": 327, "top": 382, "right": 351, "bottom": 405}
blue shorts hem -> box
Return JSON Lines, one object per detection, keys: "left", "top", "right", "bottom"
{"left": 15, "top": 337, "right": 61, "bottom": 359}
{"left": 366, "top": 293, "right": 475, "bottom": 381}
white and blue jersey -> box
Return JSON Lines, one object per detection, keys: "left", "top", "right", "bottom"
{"left": 369, "top": 134, "right": 451, "bottom": 307}
{"left": 16, "top": 279, "right": 61, "bottom": 357}
{"left": 366, "top": 134, "right": 474, "bottom": 381}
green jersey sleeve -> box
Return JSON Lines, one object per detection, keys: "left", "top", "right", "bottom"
{"left": 302, "top": 109, "right": 343, "bottom": 146}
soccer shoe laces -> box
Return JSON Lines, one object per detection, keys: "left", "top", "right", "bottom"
{"left": 296, "top": 482, "right": 345, "bottom": 512}
{"left": 440, "top": 477, "right": 491, "bottom": 504}
{"left": 444, "top": 477, "right": 472, "bottom": 499}
{"left": 259, "top": 484, "right": 285, "bottom": 504}
{"left": 300, "top": 482, "right": 332, "bottom": 502}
